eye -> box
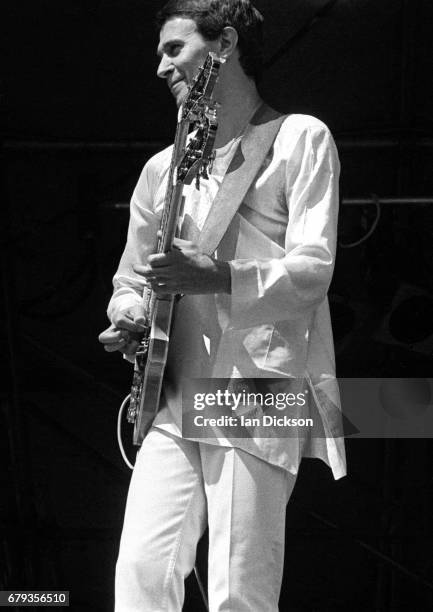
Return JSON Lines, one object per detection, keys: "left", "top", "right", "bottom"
{"left": 168, "top": 43, "right": 183, "bottom": 57}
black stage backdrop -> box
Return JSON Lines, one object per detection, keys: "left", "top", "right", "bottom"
{"left": 2, "top": 1, "right": 433, "bottom": 610}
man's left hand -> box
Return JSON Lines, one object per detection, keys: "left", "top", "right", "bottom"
{"left": 133, "top": 238, "right": 231, "bottom": 295}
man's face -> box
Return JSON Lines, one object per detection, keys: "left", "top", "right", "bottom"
{"left": 157, "top": 17, "right": 219, "bottom": 106}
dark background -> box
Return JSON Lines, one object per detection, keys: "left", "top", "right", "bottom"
{"left": 2, "top": 0, "right": 433, "bottom": 610}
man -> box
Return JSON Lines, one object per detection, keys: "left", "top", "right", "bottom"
{"left": 99, "top": 1, "right": 346, "bottom": 610}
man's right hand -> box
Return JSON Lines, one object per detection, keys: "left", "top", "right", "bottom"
{"left": 98, "top": 304, "right": 147, "bottom": 356}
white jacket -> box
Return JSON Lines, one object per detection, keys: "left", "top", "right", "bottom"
{"left": 108, "top": 113, "right": 346, "bottom": 479}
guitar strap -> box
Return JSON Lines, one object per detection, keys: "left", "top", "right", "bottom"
{"left": 196, "top": 103, "right": 288, "bottom": 256}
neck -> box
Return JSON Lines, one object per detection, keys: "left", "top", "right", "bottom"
{"left": 212, "top": 70, "right": 262, "bottom": 149}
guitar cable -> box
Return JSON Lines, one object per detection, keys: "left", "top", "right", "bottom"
{"left": 117, "top": 396, "right": 210, "bottom": 611}
{"left": 117, "top": 394, "right": 134, "bottom": 470}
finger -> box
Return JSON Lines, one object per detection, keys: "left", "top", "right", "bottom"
{"left": 172, "top": 237, "right": 196, "bottom": 248}
{"left": 113, "top": 313, "right": 145, "bottom": 332}
{"left": 133, "top": 264, "right": 168, "bottom": 277}
{"left": 101, "top": 327, "right": 133, "bottom": 343}
{"left": 103, "top": 340, "right": 127, "bottom": 352}
{"left": 135, "top": 268, "right": 175, "bottom": 285}
{"left": 133, "top": 266, "right": 159, "bottom": 278}
{"left": 146, "top": 253, "right": 173, "bottom": 267}
{"left": 130, "top": 304, "right": 147, "bottom": 328}
{"left": 105, "top": 328, "right": 143, "bottom": 346}
{"left": 98, "top": 327, "right": 125, "bottom": 344}
{"left": 132, "top": 263, "right": 153, "bottom": 276}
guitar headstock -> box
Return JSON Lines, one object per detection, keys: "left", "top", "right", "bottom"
{"left": 176, "top": 52, "right": 224, "bottom": 185}
{"left": 181, "top": 52, "right": 223, "bottom": 122}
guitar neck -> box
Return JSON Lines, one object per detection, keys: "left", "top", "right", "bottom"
{"left": 158, "top": 115, "right": 190, "bottom": 254}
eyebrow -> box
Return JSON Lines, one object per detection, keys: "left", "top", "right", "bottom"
{"left": 156, "top": 39, "right": 184, "bottom": 58}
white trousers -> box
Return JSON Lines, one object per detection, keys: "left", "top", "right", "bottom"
{"left": 115, "top": 428, "right": 297, "bottom": 612}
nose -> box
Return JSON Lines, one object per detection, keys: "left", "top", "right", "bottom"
{"left": 157, "top": 54, "right": 173, "bottom": 79}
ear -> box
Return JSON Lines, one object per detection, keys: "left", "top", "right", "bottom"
{"left": 218, "top": 26, "right": 238, "bottom": 60}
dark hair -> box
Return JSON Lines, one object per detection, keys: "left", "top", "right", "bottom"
{"left": 155, "top": 0, "right": 264, "bottom": 82}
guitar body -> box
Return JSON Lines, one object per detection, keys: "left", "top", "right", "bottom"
{"left": 126, "top": 52, "right": 223, "bottom": 447}
{"left": 133, "top": 296, "right": 174, "bottom": 445}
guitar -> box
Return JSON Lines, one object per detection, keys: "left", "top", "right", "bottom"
{"left": 126, "top": 52, "right": 223, "bottom": 446}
